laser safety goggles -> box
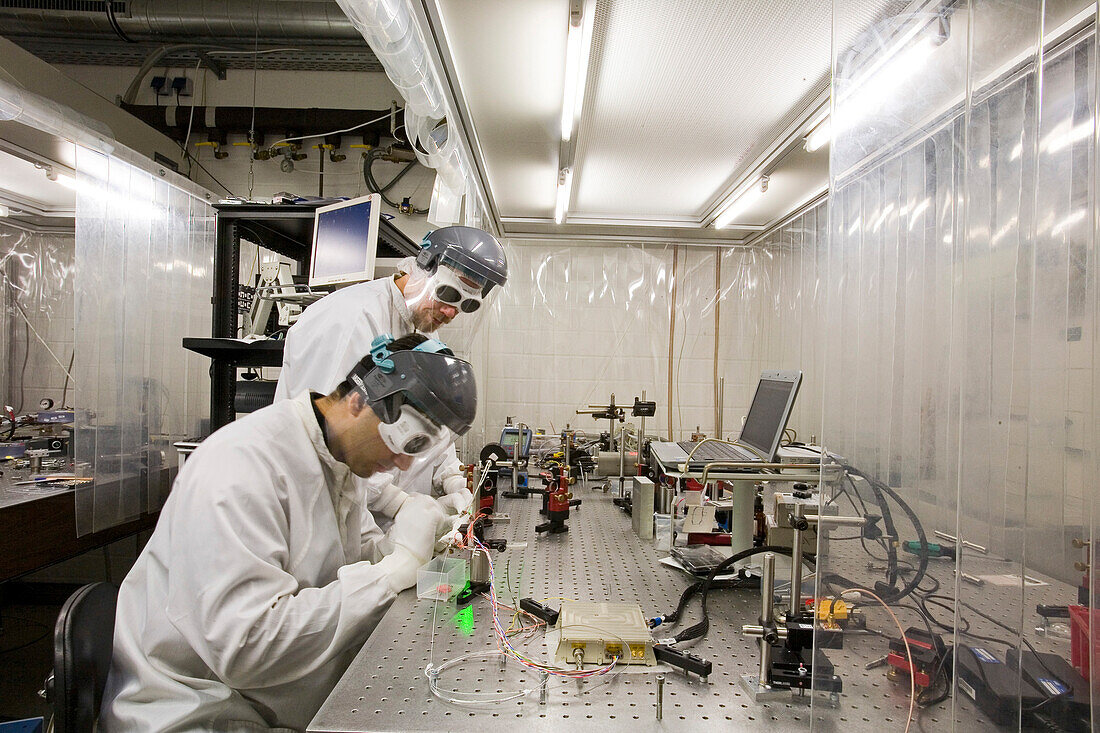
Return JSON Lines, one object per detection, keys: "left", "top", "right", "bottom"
{"left": 431, "top": 265, "right": 486, "bottom": 313}
{"left": 377, "top": 403, "right": 449, "bottom": 456}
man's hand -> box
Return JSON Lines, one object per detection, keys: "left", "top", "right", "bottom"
{"left": 442, "top": 473, "right": 468, "bottom": 496}
{"left": 437, "top": 491, "right": 472, "bottom": 516}
{"left": 377, "top": 494, "right": 447, "bottom": 593}
{"left": 388, "top": 494, "right": 446, "bottom": 564}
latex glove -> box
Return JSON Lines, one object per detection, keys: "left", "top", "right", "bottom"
{"left": 435, "top": 511, "right": 472, "bottom": 554}
{"left": 376, "top": 545, "right": 421, "bottom": 594}
{"left": 437, "top": 491, "right": 472, "bottom": 516}
{"left": 442, "top": 473, "right": 468, "bottom": 496}
{"left": 386, "top": 493, "right": 447, "bottom": 564}
{"left": 365, "top": 472, "right": 409, "bottom": 520}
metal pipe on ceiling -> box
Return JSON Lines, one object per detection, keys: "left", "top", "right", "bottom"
{"left": 0, "top": 0, "right": 361, "bottom": 43}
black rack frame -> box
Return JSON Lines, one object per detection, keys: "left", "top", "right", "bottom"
{"left": 198, "top": 202, "right": 419, "bottom": 431}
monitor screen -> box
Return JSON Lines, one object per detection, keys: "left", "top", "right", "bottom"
{"left": 308, "top": 193, "right": 381, "bottom": 287}
{"left": 738, "top": 376, "right": 800, "bottom": 456}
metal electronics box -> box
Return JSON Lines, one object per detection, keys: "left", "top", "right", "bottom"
{"left": 554, "top": 601, "right": 657, "bottom": 666}
{"left": 766, "top": 492, "right": 839, "bottom": 554}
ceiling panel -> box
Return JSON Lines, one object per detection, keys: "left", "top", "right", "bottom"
{"left": 436, "top": 0, "right": 898, "bottom": 236}
{"left": 437, "top": 0, "right": 567, "bottom": 219}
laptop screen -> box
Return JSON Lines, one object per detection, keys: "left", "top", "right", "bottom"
{"left": 738, "top": 373, "right": 802, "bottom": 458}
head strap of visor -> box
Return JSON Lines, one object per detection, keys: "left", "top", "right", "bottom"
{"left": 371, "top": 333, "right": 453, "bottom": 375}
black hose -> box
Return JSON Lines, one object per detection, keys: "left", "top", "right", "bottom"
{"left": 105, "top": 1, "right": 136, "bottom": 43}
{"left": 363, "top": 149, "right": 428, "bottom": 214}
{"left": 843, "top": 464, "right": 929, "bottom": 603}
{"left": 672, "top": 544, "right": 816, "bottom": 644}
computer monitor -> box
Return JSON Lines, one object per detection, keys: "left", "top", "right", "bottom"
{"left": 308, "top": 193, "right": 381, "bottom": 288}
{"left": 737, "top": 369, "right": 802, "bottom": 460}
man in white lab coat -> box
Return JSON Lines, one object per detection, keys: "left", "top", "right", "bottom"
{"left": 275, "top": 225, "right": 508, "bottom": 519}
{"left": 101, "top": 334, "right": 477, "bottom": 732}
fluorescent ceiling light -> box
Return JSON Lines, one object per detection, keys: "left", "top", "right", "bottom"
{"left": 44, "top": 168, "right": 78, "bottom": 190}
{"left": 714, "top": 175, "right": 768, "bottom": 229}
{"left": 555, "top": 168, "right": 573, "bottom": 224}
{"left": 560, "top": 0, "right": 595, "bottom": 142}
{"left": 804, "top": 116, "right": 831, "bottom": 152}
{"left": 832, "top": 36, "right": 938, "bottom": 139}
{"left": 0, "top": 204, "right": 9, "bottom": 217}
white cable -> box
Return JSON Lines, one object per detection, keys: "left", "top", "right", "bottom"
{"left": 181, "top": 58, "right": 203, "bottom": 161}
{"left": 204, "top": 48, "right": 303, "bottom": 55}
{"left": 268, "top": 111, "right": 395, "bottom": 149}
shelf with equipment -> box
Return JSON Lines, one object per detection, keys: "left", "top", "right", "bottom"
{"left": 186, "top": 202, "right": 420, "bottom": 432}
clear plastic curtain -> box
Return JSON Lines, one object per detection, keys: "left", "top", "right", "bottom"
{"left": 449, "top": 237, "right": 816, "bottom": 461}
{"left": 0, "top": 223, "right": 75, "bottom": 412}
{"left": 741, "top": 205, "right": 828, "bottom": 445}
{"left": 818, "top": 1, "right": 1099, "bottom": 729}
{"left": 73, "top": 148, "right": 214, "bottom": 535}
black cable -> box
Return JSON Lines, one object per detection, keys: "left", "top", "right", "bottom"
{"left": 890, "top": 601, "right": 936, "bottom": 644}
{"left": 105, "top": 1, "right": 137, "bottom": 43}
{"left": 0, "top": 615, "right": 51, "bottom": 655}
{"left": 842, "top": 463, "right": 929, "bottom": 603}
{"left": 915, "top": 571, "right": 941, "bottom": 595}
{"left": 672, "top": 544, "right": 816, "bottom": 644}
{"left": 17, "top": 321, "right": 29, "bottom": 414}
{"left": 184, "top": 152, "right": 234, "bottom": 195}
{"left": 60, "top": 350, "right": 74, "bottom": 408}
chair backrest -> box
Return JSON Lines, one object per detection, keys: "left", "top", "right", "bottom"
{"left": 52, "top": 582, "right": 118, "bottom": 733}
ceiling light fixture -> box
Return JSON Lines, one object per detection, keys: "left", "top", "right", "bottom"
{"left": 555, "top": 168, "right": 573, "bottom": 224}
{"left": 804, "top": 115, "right": 831, "bottom": 152}
{"left": 0, "top": 204, "right": 9, "bottom": 217}
{"left": 560, "top": 0, "right": 595, "bottom": 143}
{"left": 43, "top": 167, "right": 78, "bottom": 190}
{"left": 714, "top": 175, "right": 769, "bottom": 229}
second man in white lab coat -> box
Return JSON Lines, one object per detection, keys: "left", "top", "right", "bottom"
{"left": 276, "top": 225, "right": 508, "bottom": 518}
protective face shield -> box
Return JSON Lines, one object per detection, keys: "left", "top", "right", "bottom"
{"left": 401, "top": 226, "right": 508, "bottom": 344}
{"left": 346, "top": 335, "right": 478, "bottom": 450}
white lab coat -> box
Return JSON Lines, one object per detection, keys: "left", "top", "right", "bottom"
{"left": 100, "top": 393, "right": 396, "bottom": 732}
{"left": 275, "top": 274, "right": 465, "bottom": 516}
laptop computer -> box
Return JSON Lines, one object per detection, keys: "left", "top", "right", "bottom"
{"left": 649, "top": 369, "right": 802, "bottom": 471}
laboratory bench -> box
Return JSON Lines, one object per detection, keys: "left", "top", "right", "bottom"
{"left": 311, "top": 480, "right": 1079, "bottom": 732}
{"left": 0, "top": 467, "right": 167, "bottom": 582}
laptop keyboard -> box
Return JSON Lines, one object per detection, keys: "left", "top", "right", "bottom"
{"left": 677, "top": 441, "right": 758, "bottom": 462}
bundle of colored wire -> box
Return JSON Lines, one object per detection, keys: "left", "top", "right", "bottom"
{"left": 472, "top": 535, "right": 619, "bottom": 679}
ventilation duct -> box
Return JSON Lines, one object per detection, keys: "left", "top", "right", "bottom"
{"left": 0, "top": 0, "right": 362, "bottom": 44}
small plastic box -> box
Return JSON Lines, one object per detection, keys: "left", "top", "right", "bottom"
{"left": 417, "top": 557, "right": 468, "bottom": 601}
{"left": 654, "top": 513, "right": 672, "bottom": 551}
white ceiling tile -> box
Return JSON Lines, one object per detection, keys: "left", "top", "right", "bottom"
{"left": 438, "top": 0, "right": 897, "bottom": 233}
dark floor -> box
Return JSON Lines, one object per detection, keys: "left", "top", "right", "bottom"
{"left": 0, "top": 597, "right": 59, "bottom": 723}
{"left": 0, "top": 534, "right": 146, "bottom": 724}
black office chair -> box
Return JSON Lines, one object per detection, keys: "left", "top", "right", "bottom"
{"left": 45, "top": 582, "right": 118, "bottom": 733}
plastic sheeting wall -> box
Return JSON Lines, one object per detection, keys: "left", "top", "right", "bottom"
{"left": 0, "top": 223, "right": 75, "bottom": 412}
{"left": 73, "top": 148, "right": 214, "bottom": 535}
{"left": 457, "top": 240, "right": 796, "bottom": 458}
{"left": 806, "top": 1, "right": 1099, "bottom": 729}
